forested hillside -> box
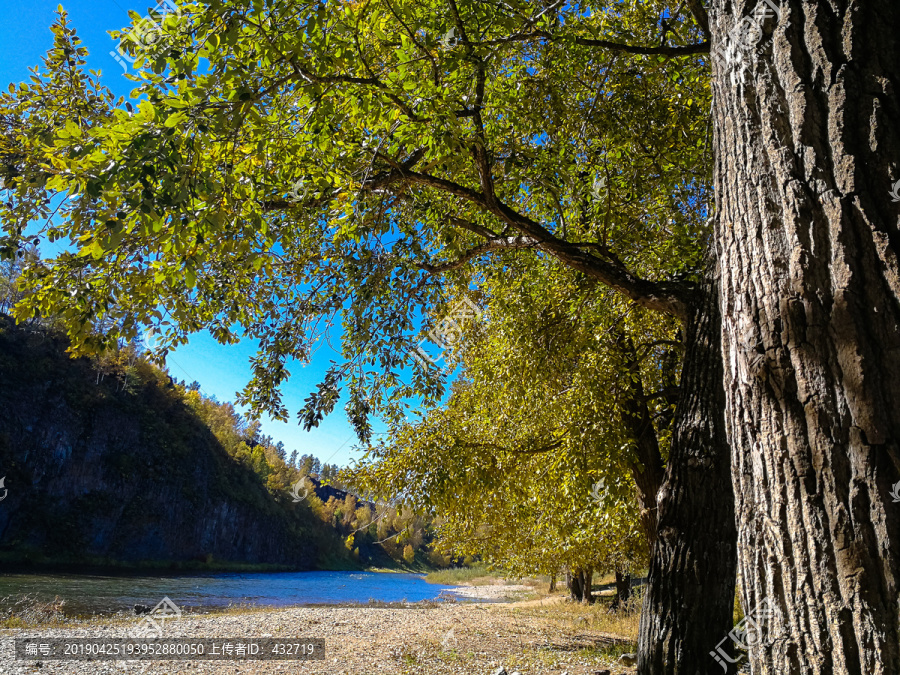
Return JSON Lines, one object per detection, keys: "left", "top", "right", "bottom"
{"left": 0, "top": 314, "right": 442, "bottom": 570}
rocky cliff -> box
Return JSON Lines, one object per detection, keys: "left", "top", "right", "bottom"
{"left": 0, "top": 316, "right": 343, "bottom": 570}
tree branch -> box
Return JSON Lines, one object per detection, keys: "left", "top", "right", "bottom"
{"left": 478, "top": 30, "right": 710, "bottom": 57}
{"left": 684, "top": 0, "right": 711, "bottom": 39}
{"left": 570, "top": 36, "right": 710, "bottom": 56}
{"left": 637, "top": 339, "right": 685, "bottom": 359}
{"left": 381, "top": 168, "right": 691, "bottom": 318}
{"left": 449, "top": 216, "right": 499, "bottom": 240}
{"left": 641, "top": 386, "right": 681, "bottom": 404}
{"left": 482, "top": 200, "right": 691, "bottom": 319}
{"left": 417, "top": 235, "right": 539, "bottom": 274}
{"left": 263, "top": 164, "right": 692, "bottom": 319}
{"left": 461, "top": 440, "right": 564, "bottom": 455}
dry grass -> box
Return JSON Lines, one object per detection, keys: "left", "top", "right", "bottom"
{"left": 459, "top": 597, "right": 639, "bottom": 673}
{"left": 536, "top": 594, "right": 641, "bottom": 641}
{"left": 0, "top": 594, "right": 70, "bottom": 628}
{"left": 424, "top": 564, "right": 499, "bottom": 585}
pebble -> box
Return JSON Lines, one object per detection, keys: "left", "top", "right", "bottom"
{"left": 0, "top": 600, "right": 633, "bottom": 675}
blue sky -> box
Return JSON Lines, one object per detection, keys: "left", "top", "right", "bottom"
{"left": 0, "top": 0, "right": 379, "bottom": 467}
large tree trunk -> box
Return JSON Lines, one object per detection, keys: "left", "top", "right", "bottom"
{"left": 638, "top": 267, "right": 738, "bottom": 674}
{"left": 712, "top": 0, "right": 900, "bottom": 671}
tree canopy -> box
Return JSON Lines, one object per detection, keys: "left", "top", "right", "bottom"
{"left": 0, "top": 1, "right": 711, "bottom": 440}
{"left": 349, "top": 254, "right": 678, "bottom": 577}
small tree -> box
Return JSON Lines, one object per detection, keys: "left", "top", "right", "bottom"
{"left": 402, "top": 544, "right": 415, "bottom": 565}
{"left": 428, "top": 549, "right": 449, "bottom": 568}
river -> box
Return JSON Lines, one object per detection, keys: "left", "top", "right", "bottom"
{"left": 0, "top": 570, "right": 471, "bottom": 616}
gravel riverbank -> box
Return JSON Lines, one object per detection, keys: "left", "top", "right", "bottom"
{"left": 0, "top": 590, "right": 637, "bottom": 675}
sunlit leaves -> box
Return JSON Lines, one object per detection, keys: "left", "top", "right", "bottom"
{"left": 1, "top": 0, "right": 710, "bottom": 434}
{"left": 348, "top": 259, "right": 679, "bottom": 575}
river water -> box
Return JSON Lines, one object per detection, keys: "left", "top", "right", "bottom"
{"left": 0, "top": 570, "right": 469, "bottom": 616}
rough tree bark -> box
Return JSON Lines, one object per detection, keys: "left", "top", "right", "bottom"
{"left": 712, "top": 0, "right": 900, "bottom": 671}
{"left": 638, "top": 267, "right": 738, "bottom": 674}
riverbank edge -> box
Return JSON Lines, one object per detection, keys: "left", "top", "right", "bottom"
{"left": 0, "top": 554, "right": 448, "bottom": 577}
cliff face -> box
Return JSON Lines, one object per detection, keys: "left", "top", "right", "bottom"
{"left": 0, "top": 316, "right": 336, "bottom": 569}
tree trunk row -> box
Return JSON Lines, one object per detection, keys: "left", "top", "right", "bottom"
{"left": 568, "top": 567, "right": 595, "bottom": 604}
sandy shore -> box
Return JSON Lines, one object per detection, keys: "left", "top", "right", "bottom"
{"left": 0, "top": 585, "right": 636, "bottom": 675}
{"left": 443, "top": 581, "right": 533, "bottom": 601}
